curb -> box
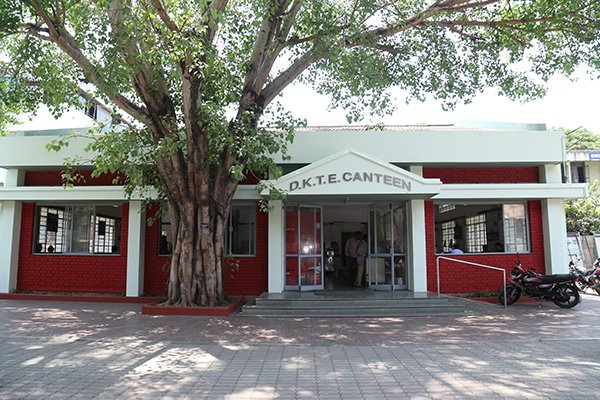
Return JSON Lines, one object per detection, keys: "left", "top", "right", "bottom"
{"left": 0, "top": 293, "right": 163, "bottom": 304}
{"left": 141, "top": 297, "right": 246, "bottom": 316}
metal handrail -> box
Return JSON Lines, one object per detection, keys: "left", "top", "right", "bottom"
{"left": 436, "top": 256, "right": 507, "bottom": 308}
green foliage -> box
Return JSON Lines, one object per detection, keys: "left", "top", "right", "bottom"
{"left": 565, "top": 181, "right": 600, "bottom": 234}
{"left": 565, "top": 128, "right": 600, "bottom": 150}
{"left": 222, "top": 255, "right": 240, "bottom": 280}
{"left": 2, "top": 0, "right": 600, "bottom": 199}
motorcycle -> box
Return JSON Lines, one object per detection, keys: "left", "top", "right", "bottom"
{"left": 498, "top": 260, "right": 580, "bottom": 308}
{"left": 569, "top": 258, "right": 600, "bottom": 295}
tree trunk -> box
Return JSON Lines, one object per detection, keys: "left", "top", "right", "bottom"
{"left": 160, "top": 159, "right": 237, "bottom": 307}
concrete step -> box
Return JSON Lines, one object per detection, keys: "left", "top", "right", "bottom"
{"left": 253, "top": 297, "right": 451, "bottom": 308}
{"left": 242, "top": 305, "right": 465, "bottom": 317}
{"left": 241, "top": 293, "right": 466, "bottom": 317}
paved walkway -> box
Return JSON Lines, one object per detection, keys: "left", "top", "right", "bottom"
{"left": 1, "top": 294, "right": 600, "bottom": 399}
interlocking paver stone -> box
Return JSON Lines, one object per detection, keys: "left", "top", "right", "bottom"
{"left": 2, "top": 294, "right": 600, "bottom": 399}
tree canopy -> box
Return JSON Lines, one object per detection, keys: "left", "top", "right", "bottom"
{"left": 565, "top": 127, "right": 600, "bottom": 150}
{"left": 565, "top": 180, "right": 600, "bottom": 234}
{"left": 2, "top": 0, "right": 600, "bottom": 305}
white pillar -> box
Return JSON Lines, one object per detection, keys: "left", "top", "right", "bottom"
{"left": 268, "top": 200, "right": 285, "bottom": 293}
{"left": 0, "top": 169, "right": 24, "bottom": 293}
{"left": 541, "top": 199, "right": 568, "bottom": 274}
{"left": 0, "top": 201, "right": 22, "bottom": 293}
{"left": 407, "top": 166, "right": 428, "bottom": 292}
{"left": 539, "top": 164, "right": 569, "bottom": 274}
{"left": 126, "top": 201, "right": 145, "bottom": 296}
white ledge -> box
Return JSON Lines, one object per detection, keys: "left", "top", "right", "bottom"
{"left": 434, "top": 183, "right": 587, "bottom": 200}
{"left": 0, "top": 185, "right": 260, "bottom": 202}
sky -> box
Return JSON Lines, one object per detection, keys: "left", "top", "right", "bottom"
{"left": 279, "top": 68, "right": 600, "bottom": 133}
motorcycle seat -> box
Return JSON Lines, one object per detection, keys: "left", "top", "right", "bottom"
{"left": 538, "top": 274, "right": 573, "bottom": 284}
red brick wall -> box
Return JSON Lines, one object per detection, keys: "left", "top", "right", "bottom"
{"left": 17, "top": 203, "right": 129, "bottom": 293}
{"left": 223, "top": 204, "right": 269, "bottom": 295}
{"left": 143, "top": 201, "right": 269, "bottom": 296}
{"left": 24, "top": 171, "right": 125, "bottom": 186}
{"left": 423, "top": 167, "right": 539, "bottom": 183}
{"left": 143, "top": 205, "right": 171, "bottom": 296}
{"left": 425, "top": 200, "right": 546, "bottom": 293}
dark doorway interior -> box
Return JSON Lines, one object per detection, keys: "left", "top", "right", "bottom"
{"left": 322, "top": 205, "right": 368, "bottom": 290}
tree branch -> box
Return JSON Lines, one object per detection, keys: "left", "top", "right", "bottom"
{"left": 25, "top": 0, "right": 152, "bottom": 126}
{"left": 148, "top": 0, "right": 180, "bottom": 32}
{"left": 241, "top": 1, "right": 303, "bottom": 112}
{"left": 259, "top": 47, "right": 319, "bottom": 108}
{"left": 439, "top": 0, "right": 500, "bottom": 13}
{"left": 204, "top": 0, "right": 229, "bottom": 44}
{"left": 107, "top": 0, "right": 177, "bottom": 133}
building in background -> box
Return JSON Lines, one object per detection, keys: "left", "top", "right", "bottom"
{"left": 566, "top": 150, "right": 600, "bottom": 184}
{"left": 565, "top": 149, "right": 600, "bottom": 268}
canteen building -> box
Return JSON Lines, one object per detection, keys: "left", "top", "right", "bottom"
{"left": 0, "top": 110, "right": 587, "bottom": 297}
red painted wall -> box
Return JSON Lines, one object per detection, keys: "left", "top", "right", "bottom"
{"left": 143, "top": 200, "right": 269, "bottom": 296}
{"left": 223, "top": 204, "right": 269, "bottom": 295}
{"left": 423, "top": 167, "right": 539, "bottom": 183}
{"left": 17, "top": 202, "right": 129, "bottom": 293}
{"left": 142, "top": 205, "right": 171, "bottom": 296}
{"left": 24, "top": 171, "right": 126, "bottom": 186}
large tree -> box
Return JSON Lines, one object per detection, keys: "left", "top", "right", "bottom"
{"left": 1, "top": 0, "right": 600, "bottom": 306}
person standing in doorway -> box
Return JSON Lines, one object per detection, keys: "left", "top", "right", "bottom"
{"left": 354, "top": 234, "right": 368, "bottom": 288}
{"left": 345, "top": 231, "right": 362, "bottom": 282}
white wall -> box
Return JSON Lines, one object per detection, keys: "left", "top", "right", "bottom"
{"left": 278, "top": 129, "right": 565, "bottom": 166}
{"left": 0, "top": 168, "right": 5, "bottom": 186}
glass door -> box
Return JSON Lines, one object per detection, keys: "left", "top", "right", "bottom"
{"left": 368, "top": 204, "right": 407, "bottom": 290}
{"left": 285, "top": 205, "right": 324, "bottom": 291}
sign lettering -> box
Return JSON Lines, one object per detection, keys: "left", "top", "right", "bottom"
{"left": 288, "top": 171, "right": 412, "bottom": 192}
{"left": 589, "top": 151, "right": 600, "bottom": 160}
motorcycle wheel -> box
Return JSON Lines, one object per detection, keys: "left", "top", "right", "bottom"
{"left": 498, "top": 284, "right": 521, "bottom": 305}
{"left": 552, "top": 285, "right": 580, "bottom": 309}
{"left": 594, "top": 287, "right": 600, "bottom": 296}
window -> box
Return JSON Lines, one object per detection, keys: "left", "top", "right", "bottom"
{"left": 466, "top": 214, "right": 487, "bottom": 253}
{"left": 570, "top": 162, "right": 588, "bottom": 183}
{"left": 157, "top": 203, "right": 256, "bottom": 256}
{"left": 226, "top": 204, "right": 256, "bottom": 256}
{"left": 84, "top": 103, "right": 98, "bottom": 120}
{"left": 503, "top": 204, "right": 528, "bottom": 252}
{"left": 438, "top": 204, "right": 456, "bottom": 213}
{"left": 34, "top": 205, "right": 122, "bottom": 254}
{"left": 434, "top": 203, "right": 529, "bottom": 254}
{"left": 441, "top": 221, "right": 455, "bottom": 253}
{"left": 158, "top": 214, "right": 173, "bottom": 255}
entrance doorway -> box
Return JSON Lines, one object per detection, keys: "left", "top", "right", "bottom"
{"left": 284, "top": 206, "right": 323, "bottom": 291}
{"left": 284, "top": 204, "right": 407, "bottom": 291}
{"left": 368, "top": 204, "right": 407, "bottom": 290}
{"left": 323, "top": 205, "right": 368, "bottom": 290}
